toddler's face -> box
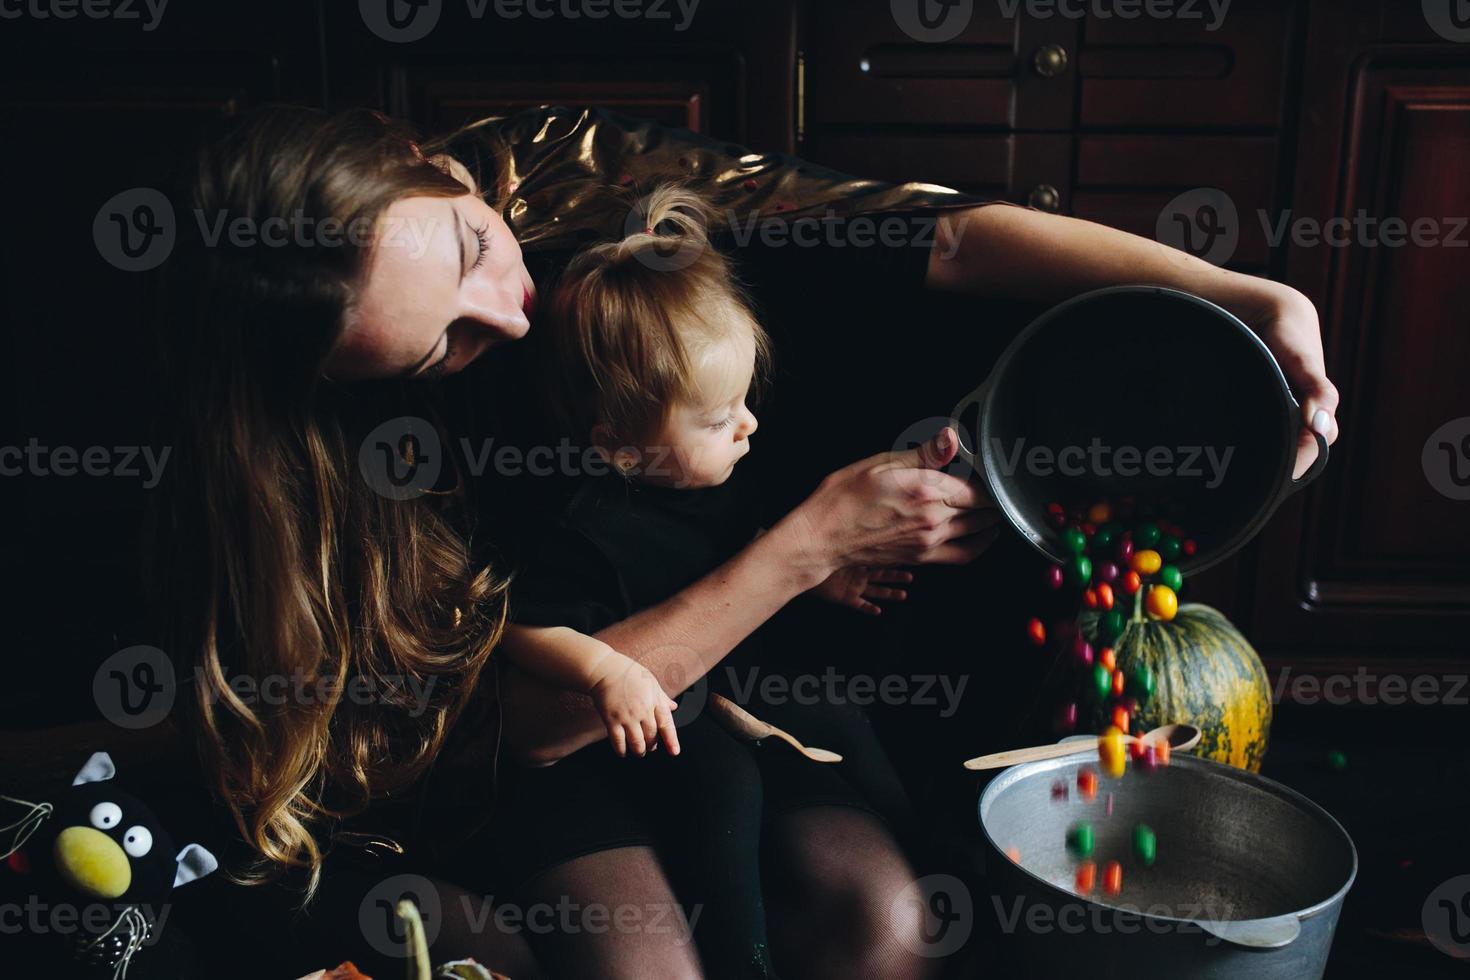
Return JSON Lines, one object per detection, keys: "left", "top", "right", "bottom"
{"left": 640, "top": 332, "right": 758, "bottom": 489}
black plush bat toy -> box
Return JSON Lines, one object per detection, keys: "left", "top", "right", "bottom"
{"left": 2, "top": 751, "right": 217, "bottom": 978}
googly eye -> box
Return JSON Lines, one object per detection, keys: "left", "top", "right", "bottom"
{"left": 90, "top": 802, "right": 122, "bottom": 830}
{"left": 122, "top": 825, "right": 153, "bottom": 858}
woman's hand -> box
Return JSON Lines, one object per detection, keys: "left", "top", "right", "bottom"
{"left": 811, "top": 565, "right": 914, "bottom": 616}
{"left": 782, "top": 427, "right": 1002, "bottom": 581}
{"left": 1224, "top": 279, "right": 1340, "bottom": 479}
{"left": 588, "top": 653, "right": 682, "bottom": 758}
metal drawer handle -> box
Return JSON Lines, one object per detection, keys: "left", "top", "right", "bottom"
{"left": 1033, "top": 43, "right": 1069, "bottom": 78}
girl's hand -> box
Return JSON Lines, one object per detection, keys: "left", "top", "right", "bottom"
{"left": 588, "top": 654, "right": 682, "bottom": 757}
{"left": 783, "top": 427, "right": 1003, "bottom": 580}
{"left": 811, "top": 566, "right": 913, "bottom": 616}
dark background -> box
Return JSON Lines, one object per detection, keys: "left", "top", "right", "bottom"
{"left": 1, "top": 1, "right": 1467, "bottom": 976}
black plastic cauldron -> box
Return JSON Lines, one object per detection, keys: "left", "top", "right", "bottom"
{"left": 951, "top": 286, "right": 1328, "bottom": 574}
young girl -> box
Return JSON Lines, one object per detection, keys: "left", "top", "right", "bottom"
{"left": 499, "top": 185, "right": 920, "bottom": 979}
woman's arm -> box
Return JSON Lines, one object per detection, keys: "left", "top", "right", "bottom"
{"left": 501, "top": 428, "right": 1001, "bottom": 766}
{"left": 928, "top": 205, "right": 1340, "bottom": 478}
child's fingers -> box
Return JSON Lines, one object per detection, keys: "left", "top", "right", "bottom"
{"left": 608, "top": 724, "right": 627, "bottom": 757}
{"left": 871, "top": 569, "right": 914, "bottom": 584}
{"left": 656, "top": 702, "right": 681, "bottom": 756}
{"left": 627, "top": 722, "right": 647, "bottom": 757}
{"left": 640, "top": 715, "right": 659, "bottom": 754}
{"left": 864, "top": 586, "right": 908, "bottom": 601}
{"left": 852, "top": 598, "right": 883, "bottom": 616}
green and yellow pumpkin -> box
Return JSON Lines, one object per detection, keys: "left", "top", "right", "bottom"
{"left": 1083, "top": 603, "right": 1272, "bottom": 772}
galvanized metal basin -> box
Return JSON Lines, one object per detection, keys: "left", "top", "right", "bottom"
{"left": 979, "top": 753, "right": 1357, "bottom": 979}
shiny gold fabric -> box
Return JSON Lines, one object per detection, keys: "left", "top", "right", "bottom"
{"left": 433, "top": 105, "right": 987, "bottom": 252}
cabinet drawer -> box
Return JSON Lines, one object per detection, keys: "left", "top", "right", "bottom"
{"left": 804, "top": 2, "right": 1014, "bottom": 127}
{"left": 799, "top": 132, "right": 1012, "bottom": 198}
{"left": 1070, "top": 135, "right": 1278, "bottom": 269}
{"left": 1079, "top": 1, "right": 1294, "bottom": 129}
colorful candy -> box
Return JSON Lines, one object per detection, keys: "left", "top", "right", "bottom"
{"left": 1111, "top": 705, "right": 1130, "bottom": 733}
{"left": 1122, "top": 570, "right": 1142, "bottom": 594}
{"left": 1027, "top": 618, "right": 1047, "bottom": 646}
{"left": 1077, "top": 768, "right": 1098, "bottom": 801}
{"left": 1091, "top": 663, "right": 1111, "bottom": 700}
{"left": 1006, "top": 846, "right": 1022, "bottom": 864}
{"left": 1132, "top": 824, "right": 1157, "bottom": 866}
{"left": 1052, "top": 779, "right": 1070, "bottom": 801}
{"left": 1047, "top": 565, "right": 1065, "bottom": 590}
{"left": 1128, "top": 664, "right": 1156, "bottom": 701}
{"left": 1070, "top": 555, "right": 1094, "bottom": 587}
{"left": 1066, "top": 822, "right": 1095, "bottom": 858}
{"left": 1087, "top": 502, "right": 1112, "bottom": 524}
{"left": 1133, "top": 522, "right": 1161, "bottom": 549}
{"left": 1130, "top": 548, "right": 1163, "bottom": 575}
{"left": 1099, "top": 646, "right": 1117, "bottom": 672}
{"left": 1096, "top": 582, "right": 1115, "bottom": 610}
{"left": 1064, "top": 527, "right": 1088, "bottom": 554}
{"left": 1145, "top": 584, "right": 1178, "bottom": 621}
{"left": 1102, "top": 860, "right": 1123, "bottom": 895}
{"left": 1075, "top": 860, "right": 1097, "bottom": 893}
{"left": 1098, "top": 725, "right": 1127, "bottom": 778}
{"left": 1159, "top": 564, "right": 1184, "bottom": 592}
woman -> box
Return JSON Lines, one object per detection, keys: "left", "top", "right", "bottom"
{"left": 154, "top": 105, "right": 1338, "bottom": 978}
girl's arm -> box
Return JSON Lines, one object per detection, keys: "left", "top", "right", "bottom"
{"left": 501, "top": 624, "right": 622, "bottom": 693}
{"left": 502, "top": 625, "right": 681, "bottom": 758}
{"left": 501, "top": 428, "right": 1002, "bottom": 766}
{"left": 927, "top": 205, "right": 1340, "bottom": 479}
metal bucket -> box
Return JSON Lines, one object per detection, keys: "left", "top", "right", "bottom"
{"left": 950, "top": 286, "right": 1330, "bottom": 575}
{"left": 978, "top": 753, "right": 1357, "bottom": 979}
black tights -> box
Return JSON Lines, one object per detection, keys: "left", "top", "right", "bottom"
{"left": 509, "top": 807, "right": 939, "bottom": 980}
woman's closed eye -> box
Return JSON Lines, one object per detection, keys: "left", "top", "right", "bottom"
{"left": 470, "top": 221, "right": 491, "bottom": 271}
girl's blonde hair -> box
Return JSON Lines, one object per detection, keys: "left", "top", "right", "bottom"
{"left": 541, "top": 184, "right": 771, "bottom": 443}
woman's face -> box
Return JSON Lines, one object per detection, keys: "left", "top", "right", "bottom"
{"left": 329, "top": 192, "right": 536, "bottom": 381}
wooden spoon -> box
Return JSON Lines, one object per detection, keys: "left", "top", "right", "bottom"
{"left": 708, "top": 694, "right": 844, "bottom": 763}
{"left": 962, "top": 723, "right": 1201, "bottom": 771}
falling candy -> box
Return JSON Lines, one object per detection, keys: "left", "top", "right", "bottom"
{"left": 1098, "top": 725, "right": 1127, "bottom": 778}
{"left": 1075, "top": 860, "right": 1097, "bottom": 894}
{"left": 1133, "top": 824, "right": 1157, "bottom": 866}
{"left": 1006, "top": 846, "right": 1022, "bottom": 864}
{"left": 1105, "top": 793, "right": 1114, "bottom": 817}
{"left": 1047, "top": 565, "right": 1065, "bottom": 590}
{"left": 1099, "top": 646, "right": 1117, "bottom": 672}
{"left": 1130, "top": 549, "right": 1163, "bottom": 575}
{"left": 1066, "top": 822, "right": 1095, "bottom": 858}
{"left": 1051, "top": 780, "right": 1070, "bottom": 802}
{"left": 1327, "top": 750, "right": 1347, "bottom": 772}
{"left": 1103, "top": 860, "right": 1124, "bottom": 895}
{"left": 1111, "top": 706, "right": 1130, "bottom": 733}
{"left": 1027, "top": 618, "right": 1047, "bottom": 646}
{"left": 1145, "top": 584, "right": 1178, "bottom": 621}
{"left": 1077, "top": 767, "right": 1098, "bottom": 802}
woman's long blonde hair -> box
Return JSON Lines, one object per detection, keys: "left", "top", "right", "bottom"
{"left": 151, "top": 106, "right": 510, "bottom": 898}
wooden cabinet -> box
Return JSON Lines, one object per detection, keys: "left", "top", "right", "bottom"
{"left": 1251, "top": 1, "right": 1470, "bottom": 689}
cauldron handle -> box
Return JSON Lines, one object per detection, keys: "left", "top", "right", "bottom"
{"left": 950, "top": 378, "right": 992, "bottom": 470}
{"left": 1197, "top": 914, "right": 1301, "bottom": 949}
